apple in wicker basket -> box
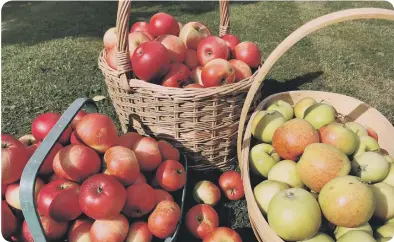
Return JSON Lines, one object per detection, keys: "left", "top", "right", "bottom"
{"left": 103, "top": 27, "right": 117, "bottom": 50}
{"left": 185, "top": 83, "right": 204, "bottom": 88}
{"left": 197, "top": 36, "right": 229, "bottom": 66}
{"left": 201, "top": 59, "right": 235, "bottom": 87}
{"left": 179, "top": 22, "right": 211, "bottom": 50}
{"left": 162, "top": 63, "right": 190, "bottom": 88}
{"left": 234, "top": 41, "right": 262, "bottom": 69}
{"left": 106, "top": 46, "right": 118, "bottom": 70}
{"left": 149, "top": 12, "right": 179, "bottom": 37}
{"left": 222, "top": 34, "right": 240, "bottom": 58}
{"left": 128, "top": 31, "right": 151, "bottom": 59}
{"left": 156, "top": 35, "right": 187, "bottom": 63}
{"left": 130, "top": 21, "right": 153, "bottom": 37}
{"left": 185, "top": 49, "right": 199, "bottom": 69}
{"left": 190, "top": 66, "right": 204, "bottom": 86}
{"left": 229, "top": 59, "right": 252, "bottom": 82}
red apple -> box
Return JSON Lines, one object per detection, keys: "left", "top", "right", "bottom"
{"left": 229, "top": 59, "right": 252, "bottom": 82}
{"left": 219, "top": 171, "right": 244, "bottom": 201}
{"left": 221, "top": 34, "right": 240, "bottom": 57}
{"left": 203, "top": 227, "right": 242, "bottom": 242}
{"left": 2, "top": 183, "right": 7, "bottom": 198}
{"left": 155, "top": 189, "right": 174, "bottom": 203}
{"left": 128, "top": 31, "right": 151, "bottom": 59}
{"left": 67, "top": 218, "right": 94, "bottom": 242}
{"left": 6, "top": 178, "right": 45, "bottom": 210}
{"left": 150, "top": 176, "right": 160, "bottom": 188}
{"left": 106, "top": 47, "right": 118, "bottom": 70}
{"left": 75, "top": 113, "right": 118, "bottom": 153}
{"left": 201, "top": 59, "right": 236, "bottom": 87}
{"left": 179, "top": 22, "right": 211, "bottom": 50}
{"left": 130, "top": 22, "right": 151, "bottom": 35}
{"left": 48, "top": 173, "right": 61, "bottom": 182}
{"left": 132, "top": 41, "right": 170, "bottom": 82}
{"left": 18, "top": 134, "right": 37, "bottom": 147}
{"left": 185, "top": 83, "right": 204, "bottom": 88}
{"left": 1, "top": 134, "right": 29, "bottom": 184}
{"left": 2, "top": 201, "right": 17, "bottom": 239}
{"left": 234, "top": 41, "right": 261, "bottom": 68}
{"left": 156, "top": 35, "right": 186, "bottom": 63}
{"left": 103, "top": 27, "right": 117, "bottom": 50}
{"left": 125, "top": 221, "right": 152, "bottom": 242}
{"left": 157, "top": 140, "right": 180, "bottom": 161}
{"left": 132, "top": 173, "right": 147, "bottom": 185}
{"left": 22, "top": 214, "right": 69, "bottom": 242}
{"left": 149, "top": 12, "right": 179, "bottom": 37}
{"left": 37, "top": 179, "right": 82, "bottom": 221}
{"left": 193, "top": 180, "right": 221, "bottom": 206}
{"left": 132, "top": 137, "right": 162, "bottom": 171}
{"left": 90, "top": 213, "right": 129, "bottom": 242}
{"left": 366, "top": 126, "right": 378, "bottom": 141}
{"left": 53, "top": 144, "right": 101, "bottom": 182}
{"left": 190, "top": 66, "right": 204, "bottom": 85}
{"left": 79, "top": 174, "right": 126, "bottom": 220}
{"left": 116, "top": 132, "right": 142, "bottom": 149}
{"left": 197, "top": 36, "right": 229, "bottom": 66}
{"left": 162, "top": 63, "right": 190, "bottom": 87}
{"left": 186, "top": 204, "right": 219, "bottom": 239}
{"left": 156, "top": 160, "right": 186, "bottom": 192}
{"left": 148, "top": 200, "right": 181, "bottom": 239}
{"left": 70, "top": 131, "right": 84, "bottom": 145}
{"left": 103, "top": 146, "right": 140, "bottom": 186}
{"left": 122, "top": 183, "right": 156, "bottom": 218}
{"left": 184, "top": 49, "right": 199, "bottom": 69}
{"left": 32, "top": 112, "right": 72, "bottom": 145}
{"left": 71, "top": 110, "right": 88, "bottom": 129}
{"left": 28, "top": 142, "right": 63, "bottom": 175}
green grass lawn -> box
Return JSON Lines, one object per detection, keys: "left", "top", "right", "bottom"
{"left": 2, "top": 1, "right": 394, "bottom": 241}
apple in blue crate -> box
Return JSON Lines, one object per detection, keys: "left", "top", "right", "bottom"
{"left": 294, "top": 97, "right": 317, "bottom": 119}
{"left": 353, "top": 135, "right": 380, "bottom": 157}
{"left": 319, "top": 122, "right": 359, "bottom": 155}
{"left": 253, "top": 180, "right": 289, "bottom": 215}
{"left": 345, "top": 121, "right": 368, "bottom": 137}
{"left": 303, "top": 103, "right": 337, "bottom": 129}
{"left": 251, "top": 110, "right": 285, "bottom": 143}
{"left": 336, "top": 231, "right": 376, "bottom": 242}
{"left": 267, "top": 100, "right": 294, "bottom": 121}
{"left": 352, "top": 152, "right": 390, "bottom": 183}
{"left": 249, "top": 143, "right": 280, "bottom": 178}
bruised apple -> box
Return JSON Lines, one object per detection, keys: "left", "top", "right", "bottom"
{"left": 148, "top": 200, "right": 181, "bottom": 239}
{"left": 132, "top": 137, "right": 162, "bottom": 171}
{"left": 90, "top": 213, "right": 129, "bottom": 242}
{"left": 122, "top": 183, "right": 156, "bottom": 218}
{"left": 157, "top": 140, "right": 180, "bottom": 161}
{"left": 184, "top": 49, "right": 199, "bottom": 69}
{"left": 203, "top": 227, "right": 242, "bottom": 242}
{"left": 229, "top": 59, "right": 252, "bottom": 82}
{"left": 162, "top": 63, "right": 190, "bottom": 87}
{"left": 22, "top": 214, "right": 68, "bottom": 241}
{"left": 219, "top": 171, "right": 244, "bottom": 200}
{"left": 193, "top": 180, "right": 221, "bottom": 206}
{"left": 103, "top": 27, "right": 117, "bottom": 50}
{"left": 32, "top": 112, "right": 72, "bottom": 145}
{"left": 155, "top": 189, "right": 174, "bottom": 203}
{"left": 128, "top": 31, "right": 151, "bottom": 58}
{"left": 201, "top": 59, "right": 235, "bottom": 87}
{"left": 1, "top": 134, "right": 29, "bottom": 184}
{"left": 6, "top": 178, "right": 45, "bottom": 210}
{"left": 125, "top": 221, "right": 152, "bottom": 242}
{"left": 197, "top": 36, "right": 229, "bottom": 66}
{"left": 117, "top": 132, "right": 142, "bottom": 149}
{"left": 156, "top": 35, "right": 187, "bottom": 63}
{"left": 156, "top": 160, "right": 186, "bottom": 191}
{"left": 234, "top": 41, "right": 261, "bottom": 68}
{"left": 67, "top": 218, "right": 94, "bottom": 242}
{"left": 149, "top": 12, "right": 179, "bottom": 37}
{"left": 179, "top": 22, "right": 211, "bottom": 50}
{"left": 186, "top": 204, "right": 219, "bottom": 239}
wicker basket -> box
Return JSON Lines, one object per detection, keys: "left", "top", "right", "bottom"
{"left": 235, "top": 8, "right": 394, "bottom": 242}
{"left": 98, "top": 0, "right": 262, "bottom": 170}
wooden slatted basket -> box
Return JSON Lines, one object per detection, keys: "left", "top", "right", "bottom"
{"left": 235, "top": 8, "right": 394, "bottom": 242}
{"left": 98, "top": 0, "right": 263, "bottom": 170}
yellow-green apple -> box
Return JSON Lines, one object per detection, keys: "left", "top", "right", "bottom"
{"left": 203, "top": 227, "right": 242, "bottom": 242}
{"left": 193, "top": 180, "right": 221, "bottom": 206}
{"left": 371, "top": 182, "right": 394, "bottom": 221}
{"left": 123, "top": 183, "right": 156, "bottom": 218}
{"left": 186, "top": 204, "right": 219, "bottom": 239}
{"left": 157, "top": 140, "right": 180, "bottom": 161}
{"left": 383, "top": 163, "right": 394, "bottom": 186}
{"left": 304, "top": 103, "right": 337, "bottom": 129}
{"left": 318, "top": 122, "right": 360, "bottom": 155}
{"left": 190, "top": 66, "right": 203, "bottom": 85}
{"left": 253, "top": 180, "right": 289, "bottom": 215}
{"left": 201, "top": 59, "right": 235, "bottom": 87}
{"left": 67, "top": 218, "right": 94, "bottom": 242}
{"left": 132, "top": 137, "right": 162, "bottom": 171}
{"left": 366, "top": 126, "right": 379, "bottom": 141}
{"left": 353, "top": 136, "right": 380, "bottom": 157}
{"left": 376, "top": 223, "right": 394, "bottom": 239}
{"left": 268, "top": 188, "right": 321, "bottom": 241}
{"left": 125, "top": 221, "right": 152, "bottom": 242}
{"left": 267, "top": 100, "right": 294, "bottom": 121}
{"left": 301, "top": 232, "right": 334, "bottom": 242}
{"left": 345, "top": 122, "right": 368, "bottom": 137}
{"left": 103, "top": 27, "right": 117, "bottom": 50}
{"left": 334, "top": 222, "right": 373, "bottom": 239}
{"left": 149, "top": 12, "right": 179, "bottom": 37}
{"left": 185, "top": 49, "right": 199, "bottom": 69}
{"left": 268, "top": 160, "right": 304, "bottom": 188}
{"left": 384, "top": 154, "right": 394, "bottom": 163}
{"left": 218, "top": 171, "right": 244, "bottom": 201}
{"left": 22, "top": 214, "right": 69, "bottom": 241}
{"left": 272, "top": 118, "right": 320, "bottom": 160}
{"left": 2, "top": 200, "right": 17, "bottom": 239}
{"left": 2, "top": 134, "right": 29, "bottom": 184}
{"left": 337, "top": 231, "right": 376, "bottom": 242}
{"left": 197, "top": 36, "right": 229, "bottom": 66}
{"left": 228, "top": 59, "right": 252, "bottom": 82}
{"left": 156, "top": 35, "right": 187, "bottom": 63}
{"left": 179, "top": 22, "right": 211, "bottom": 50}
{"left": 5, "top": 177, "right": 45, "bottom": 210}
{"left": 318, "top": 176, "right": 375, "bottom": 227}
{"left": 18, "top": 134, "right": 36, "bottom": 147}
{"left": 387, "top": 217, "right": 394, "bottom": 224}
{"left": 352, "top": 152, "right": 390, "bottom": 183}
{"left": 128, "top": 31, "right": 151, "bottom": 58}
{"left": 294, "top": 97, "right": 317, "bottom": 119}
{"left": 90, "top": 213, "right": 129, "bottom": 242}
{"left": 251, "top": 110, "right": 285, "bottom": 143}
{"left": 249, "top": 143, "right": 280, "bottom": 177}
{"left": 234, "top": 41, "right": 261, "bottom": 68}
{"left": 221, "top": 34, "right": 240, "bottom": 57}
{"left": 162, "top": 63, "right": 190, "bottom": 87}
{"left": 297, "top": 143, "right": 351, "bottom": 192}
{"left": 116, "top": 132, "right": 142, "bottom": 150}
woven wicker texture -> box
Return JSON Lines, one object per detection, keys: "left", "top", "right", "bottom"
{"left": 99, "top": 0, "right": 263, "bottom": 170}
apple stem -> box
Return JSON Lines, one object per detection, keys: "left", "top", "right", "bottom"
{"left": 287, "top": 191, "right": 295, "bottom": 199}
{"left": 197, "top": 216, "right": 203, "bottom": 222}
{"left": 176, "top": 169, "right": 183, "bottom": 175}
{"left": 1, "top": 143, "right": 9, "bottom": 149}
{"left": 268, "top": 150, "right": 275, "bottom": 156}
{"left": 97, "top": 187, "right": 103, "bottom": 194}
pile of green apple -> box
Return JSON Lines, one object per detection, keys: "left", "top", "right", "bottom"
{"left": 249, "top": 97, "right": 394, "bottom": 242}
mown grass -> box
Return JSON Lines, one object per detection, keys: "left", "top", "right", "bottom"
{"left": 2, "top": 1, "right": 393, "bottom": 241}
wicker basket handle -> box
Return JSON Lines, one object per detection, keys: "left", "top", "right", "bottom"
{"left": 219, "top": 0, "right": 231, "bottom": 36}
{"left": 237, "top": 7, "right": 394, "bottom": 164}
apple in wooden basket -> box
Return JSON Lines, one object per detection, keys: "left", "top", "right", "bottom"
{"left": 366, "top": 126, "right": 378, "bottom": 141}
{"left": 197, "top": 36, "right": 229, "bottom": 66}
{"left": 106, "top": 46, "right": 118, "bottom": 70}
{"left": 125, "top": 221, "right": 153, "bottom": 242}
{"left": 90, "top": 213, "right": 129, "bottom": 242}
{"left": 22, "top": 214, "right": 69, "bottom": 242}
{"left": 201, "top": 59, "right": 235, "bottom": 87}
{"left": 319, "top": 122, "right": 359, "bottom": 156}
{"left": 103, "top": 27, "right": 117, "bottom": 50}
{"left": 351, "top": 152, "right": 389, "bottom": 183}
{"left": 203, "top": 227, "right": 242, "bottom": 242}
{"left": 190, "top": 66, "right": 204, "bottom": 86}
{"left": 234, "top": 41, "right": 261, "bottom": 68}
{"left": 251, "top": 110, "right": 285, "bottom": 143}
{"left": 337, "top": 231, "right": 376, "bottom": 242}
{"left": 345, "top": 121, "right": 368, "bottom": 137}
{"left": 371, "top": 182, "right": 394, "bottom": 221}
{"left": 132, "top": 137, "right": 162, "bottom": 171}
{"left": 131, "top": 41, "right": 170, "bottom": 82}
{"left": 162, "top": 63, "right": 190, "bottom": 88}
{"left": 334, "top": 222, "right": 373, "bottom": 240}
{"left": 157, "top": 140, "right": 180, "bottom": 161}
{"left": 122, "top": 183, "right": 156, "bottom": 218}
{"left": 185, "top": 49, "right": 199, "bottom": 69}
{"left": 294, "top": 97, "right": 317, "bottom": 119}
{"left": 156, "top": 35, "right": 187, "bottom": 63}
{"left": 32, "top": 112, "right": 72, "bottom": 145}
{"left": 179, "top": 22, "right": 211, "bottom": 50}
{"left": 149, "top": 12, "right": 179, "bottom": 37}
{"left": 155, "top": 189, "right": 174, "bottom": 203}
{"left": 303, "top": 103, "right": 337, "bottom": 129}
{"left": 128, "top": 31, "right": 151, "bottom": 59}
{"left": 186, "top": 204, "right": 219, "bottom": 239}
{"left": 2, "top": 201, "right": 17, "bottom": 239}
{"left": 267, "top": 100, "right": 294, "bottom": 121}
{"left": 18, "top": 134, "right": 37, "bottom": 147}
{"left": 229, "top": 59, "right": 252, "bottom": 82}
{"left": 269, "top": 160, "right": 304, "bottom": 188}
{"left": 117, "top": 132, "right": 142, "bottom": 149}
{"left": 253, "top": 180, "right": 289, "bottom": 215}
{"left": 219, "top": 171, "right": 244, "bottom": 200}
{"left": 353, "top": 135, "right": 380, "bottom": 157}
{"left": 156, "top": 160, "right": 186, "bottom": 192}
{"left": 6, "top": 178, "right": 45, "bottom": 210}
{"left": 67, "top": 218, "right": 94, "bottom": 242}
{"left": 222, "top": 34, "right": 240, "bottom": 57}
{"left": 1, "top": 134, "right": 29, "bottom": 184}
{"left": 148, "top": 200, "right": 181, "bottom": 239}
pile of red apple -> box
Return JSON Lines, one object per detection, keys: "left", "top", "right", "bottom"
{"left": 2, "top": 110, "right": 189, "bottom": 241}
{"left": 249, "top": 97, "right": 394, "bottom": 242}
{"left": 103, "top": 12, "right": 262, "bottom": 88}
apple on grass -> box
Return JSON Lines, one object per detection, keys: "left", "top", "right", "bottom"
{"left": 249, "top": 143, "right": 280, "bottom": 178}
{"left": 353, "top": 135, "right": 380, "bottom": 157}
{"left": 193, "top": 180, "right": 221, "bottom": 206}
{"left": 336, "top": 231, "right": 376, "bottom": 242}
{"left": 67, "top": 218, "right": 94, "bottom": 242}
{"left": 294, "top": 97, "right": 317, "bottom": 119}
{"left": 162, "top": 63, "right": 190, "bottom": 88}
{"left": 184, "top": 49, "right": 199, "bottom": 69}
{"left": 179, "top": 22, "right": 211, "bottom": 50}
{"left": 156, "top": 160, "right": 186, "bottom": 192}
{"left": 149, "top": 12, "right": 179, "bottom": 37}
{"left": 128, "top": 31, "right": 151, "bottom": 58}
{"left": 267, "top": 100, "right": 294, "bottom": 121}
{"left": 303, "top": 103, "right": 337, "bottom": 129}
{"left": 125, "top": 221, "right": 152, "bottom": 242}
{"left": 228, "top": 59, "right": 252, "bottom": 82}
{"left": 156, "top": 35, "right": 187, "bottom": 63}
{"left": 18, "top": 134, "right": 37, "bottom": 147}
{"left": 197, "top": 36, "right": 229, "bottom": 66}
{"left": 269, "top": 160, "right": 304, "bottom": 188}
{"left": 122, "top": 183, "right": 156, "bottom": 218}
{"left": 221, "top": 34, "right": 240, "bottom": 57}
{"left": 218, "top": 171, "right": 244, "bottom": 201}
{"left": 345, "top": 122, "right": 368, "bottom": 137}
{"left": 253, "top": 180, "right": 289, "bottom": 215}
{"left": 352, "top": 152, "right": 390, "bottom": 183}
{"left": 148, "top": 200, "right": 181, "bottom": 239}
{"left": 2, "top": 134, "right": 29, "bottom": 184}
{"left": 201, "top": 59, "right": 235, "bottom": 87}
{"left": 186, "top": 204, "right": 219, "bottom": 239}
{"left": 22, "top": 214, "right": 69, "bottom": 242}
{"left": 6, "top": 178, "right": 45, "bottom": 210}
{"left": 90, "top": 213, "right": 129, "bottom": 242}
{"left": 234, "top": 41, "right": 261, "bottom": 69}
{"left": 251, "top": 110, "right": 285, "bottom": 143}
{"left": 371, "top": 182, "right": 394, "bottom": 221}
{"left": 319, "top": 122, "right": 359, "bottom": 155}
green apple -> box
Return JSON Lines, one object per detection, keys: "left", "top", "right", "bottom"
{"left": 382, "top": 163, "right": 394, "bottom": 187}
{"left": 310, "top": 190, "right": 319, "bottom": 199}
{"left": 304, "top": 103, "right": 337, "bottom": 129}
{"left": 250, "top": 143, "right": 281, "bottom": 177}
{"left": 352, "top": 152, "right": 390, "bottom": 183}
{"left": 376, "top": 238, "right": 392, "bottom": 242}
{"left": 334, "top": 222, "right": 373, "bottom": 240}
{"left": 353, "top": 136, "right": 380, "bottom": 157}
{"left": 268, "top": 160, "right": 304, "bottom": 188}
{"left": 268, "top": 188, "right": 321, "bottom": 241}
{"left": 336, "top": 231, "right": 376, "bottom": 242}
{"left": 251, "top": 110, "right": 285, "bottom": 143}
{"left": 294, "top": 97, "right": 317, "bottom": 119}
{"left": 298, "top": 232, "right": 334, "bottom": 242}
{"left": 386, "top": 217, "right": 394, "bottom": 224}
{"left": 267, "top": 100, "right": 294, "bottom": 121}
{"left": 371, "top": 182, "right": 394, "bottom": 221}
{"left": 319, "top": 122, "right": 360, "bottom": 155}
{"left": 383, "top": 154, "right": 394, "bottom": 163}
{"left": 253, "top": 180, "right": 289, "bottom": 215}
{"left": 345, "top": 122, "right": 368, "bottom": 137}
{"left": 375, "top": 223, "right": 394, "bottom": 239}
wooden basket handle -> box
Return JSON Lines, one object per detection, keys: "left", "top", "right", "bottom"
{"left": 237, "top": 8, "right": 394, "bottom": 164}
